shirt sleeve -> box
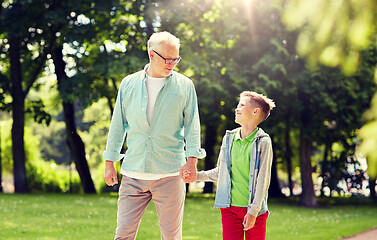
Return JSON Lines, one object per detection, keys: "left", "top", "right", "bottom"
{"left": 183, "top": 81, "right": 206, "bottom": 159}
{"left": 197, "top": 135, "right": 227, "bottom": 181}
{"left": 102, "top": 79, "right": 128, "bottom": 162}
{"left": 247, "top": 137, "right": 273, "bottom": 216}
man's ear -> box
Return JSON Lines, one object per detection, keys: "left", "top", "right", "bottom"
{"left": 148, "top": 50, "right": 154, "bottom": 60}
{"left": 253, "top": 108, "right": 260, "bottom": 115}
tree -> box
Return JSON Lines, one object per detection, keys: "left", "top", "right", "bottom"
{"left": 0, "top": 59, "right": 10, "bottom": 194}
{"left": 45, "top": 0, "right": 156, "bottom": 192}
{"left": 0, "top": 118, "right": 2, "bottom": 193}
{"left": 1, "top": 0, "right": 132, "bottom": 193}
{"left": 233, "top": 0, "right": 377, "bottom": 206}
{"left": 40, "top": 0, "right": 110, "bottom": 193}
{"left": 279, "top": 0, "right": 377, "bottom": 180}
{"left": 52, "top": 45, "right": 96, "bottom": 193}
{"left": 69, "top": 0, "right": 150, "bottom": 115}
{"left": 1, "top": 0, "right": 53, "bottom": 192}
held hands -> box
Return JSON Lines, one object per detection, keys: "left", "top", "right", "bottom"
{"left": 181, "top": 170, "right": 195, "bottom": 183}
{"left": 179, "top": 157, "right": 198, "bottom": 183}
{"left": 104, "top": 161, "right": 118, "bottom": 186}
{"left": 243, "top": 213, "right": 256, "bottom": 231}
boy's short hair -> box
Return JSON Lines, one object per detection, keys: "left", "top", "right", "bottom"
{"left": 147, "top": 31, "right": 181, "bottom": 51}
{"left": 240, "top": 91, "right": 276, "bottom": 123}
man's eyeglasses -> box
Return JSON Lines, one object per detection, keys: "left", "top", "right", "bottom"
{"left": 153, "top": 50, "right": 181, "bottom": 65}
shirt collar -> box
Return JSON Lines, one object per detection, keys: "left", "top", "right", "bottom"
{"left": 234, "top": 128, "right": 259, "bottom": 142}
{"left": 143, "top": 64, "right": 173, "bottom": 78}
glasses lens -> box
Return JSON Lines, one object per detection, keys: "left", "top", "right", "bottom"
{"left": 165, "top": 57, "right": 181, "bottom": 64}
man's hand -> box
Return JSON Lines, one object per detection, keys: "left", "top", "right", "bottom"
{"left": 104, "top": 161, "right": 118, "bottom": 186}
{"left": 243, "top": 213, "right": 256, "bottom": 231}
{"left": 179, "top": 157, "right": 197, "bottom": 183}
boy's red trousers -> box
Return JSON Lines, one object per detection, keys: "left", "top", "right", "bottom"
{"left": 221, "top": 206, "right": 269, "bottom": 240}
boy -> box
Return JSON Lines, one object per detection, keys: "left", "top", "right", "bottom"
{"left": 184, "top": 91, "right": 275, "bottom": 240}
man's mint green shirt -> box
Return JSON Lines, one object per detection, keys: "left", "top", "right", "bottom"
{"left": 230, "top": 128, "right": 258, "bottom": 207}
{"left": 103, "top": 66, "right": 206, "bottom": 174}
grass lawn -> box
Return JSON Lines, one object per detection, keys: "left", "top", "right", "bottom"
{"left": 0, "top": 193, "right": 376, "bottom": 240}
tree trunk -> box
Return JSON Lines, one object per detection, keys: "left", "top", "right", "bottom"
{"left": 370, "top": 178, "right": 376, "bottom": 200}
{"left": 105, "top": 96, "right": 114, "bottom": 117}
{"left": 52, "top": 46, "right": 96, "bottom": 193}
{"left": 202, "top": 123, "right": 217, "bottom": 193}
{"left": 268, "top": 135, "right": 284, "bottom": 198}
{"left": 104, "top": 78, "right": 114, "bottom": 116}
{"left": 284, "top": 110, "right": 293, "bottom": 196}
{"left": 320, "top": 139, "right": 330, "bottom": 197}
{"left": 0, "top": 121, "right": 2, "bottom": 193}
{"left": 10, "top": 37, "right": 28, "bottom": 193}
{"left": 298, "top": 130, "right": 317, "bottom": 207}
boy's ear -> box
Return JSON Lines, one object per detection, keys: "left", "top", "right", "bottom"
{"left": 253, "top": 107, "right": 260, "bottom": 115}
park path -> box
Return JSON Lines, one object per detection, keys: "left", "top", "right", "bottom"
{"left": 342, "top": 228, "right": 377, "bottom": 240}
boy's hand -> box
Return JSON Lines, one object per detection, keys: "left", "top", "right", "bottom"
{"left": 243, "top": 213, "right": 256, "bottom": 231}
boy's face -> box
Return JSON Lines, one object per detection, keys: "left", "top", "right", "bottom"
{"left": 235, "top": 97, "right": 259, "bottom": 125}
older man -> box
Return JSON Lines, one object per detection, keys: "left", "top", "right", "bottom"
{"left": 103, "top": 31, "right": 205, "bottom": 240}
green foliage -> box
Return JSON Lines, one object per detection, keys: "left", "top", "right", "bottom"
{"left": 60, "top": 0, "right": 150, "bottom": 109}
{"left": 281, "top": 0, "right": 377, "bottom": 76}
{"left": 280, "top": 0, "right": 377, "bottom": 178}
{"left": 79, "top": 98, "right": 115, "bottom": 191}
{"left": 25, "top": 99, "right": 51, "bottom": 126}
{"left": 0, "top": 120, "right": 43, "bottom": 175}
{"left": 1, "top": 0, "right": 376, "bottom": 196}
{"left": 79, "top": 99, "right": 110, "bottom": 167}
{"left": 153, "top": 0, "right": 376, "bottom": 198}
{"left": 359, "top": 89, "right": 377, "bottom": 178}
{"left": 27, "top": 76, "right": 71, "bottom": 165}
{"left": 1, "top": 117, "right": 81, "bottom": 193}
{"left": 30, "top": 119, "right": 81, "bottom": 193}
{"left": 26, "top": 159, "right": 82, "bottom": 193}
{"left": 0, "top": 70, "right": 11, "bottom": 111}
{"left": 34, "top": 120, "right": 71, "bottom": 165}
{"left": 0, "top": 118, "right": 12, "bottom": 175}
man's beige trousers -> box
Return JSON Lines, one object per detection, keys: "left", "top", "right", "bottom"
{"left": 115, "top": 175, "right": 185, "bottom": 240}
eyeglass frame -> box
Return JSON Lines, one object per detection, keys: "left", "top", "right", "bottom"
{"left": 152, "top": 50, "right": 181, "bottom": 65}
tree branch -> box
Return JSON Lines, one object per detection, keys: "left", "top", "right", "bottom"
{"left": 23, "top": 29, "right": 57, "bottom": 100}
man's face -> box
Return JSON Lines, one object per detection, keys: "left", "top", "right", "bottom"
{"left": 149, "top": 42, "right": 180, "bottom": 78}
{"left": 235, "top": 97, "right": 258, "bottom": 125}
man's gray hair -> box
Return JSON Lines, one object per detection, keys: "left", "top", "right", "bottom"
{"left": 147, "top": 31, "right": 181, "bottom": 51}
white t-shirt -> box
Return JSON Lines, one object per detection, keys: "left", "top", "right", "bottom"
{"left": 145, "top": 75, "right": 165, "bottom": 124}
{"left": 122, "top": 74, "right": 180, "bottom": 180}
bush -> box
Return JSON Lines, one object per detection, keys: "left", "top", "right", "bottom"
{"left": 26, "top": 158, "right": 82, "bottom": 193}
